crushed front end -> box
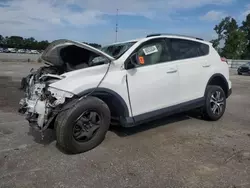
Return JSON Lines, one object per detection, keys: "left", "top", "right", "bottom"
{"left": 18, "top": 66, "right": 74, "bottom": 131}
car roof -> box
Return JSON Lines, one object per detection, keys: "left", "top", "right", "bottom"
{"left": 104, "top": 39, "right": 141, "bottom": 46}
{"left": 145, "top": 34, "right": 211, "bottom": 45}
{"left": 104, "top": 33, "right": 211, "bottom": 47}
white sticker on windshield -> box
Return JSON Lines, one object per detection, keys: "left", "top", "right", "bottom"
{"left": 143, "top": 45, "right": 158, "bottom": 55}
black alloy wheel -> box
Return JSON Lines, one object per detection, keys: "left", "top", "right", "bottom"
{"left": 73, "top": 110, "right": 101, "bottom": 142}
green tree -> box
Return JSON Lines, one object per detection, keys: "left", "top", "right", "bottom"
{"left": 7, "top": 36, "right": 24, "bottom": 49}
{"left": 37, "top": 40, "right": 50, "bottom": 50}
{"left": 23, "top": 37, "right": 36, "bottom": 49}
{"left": 221, "top": 30, "right": 247, "bottom": 59}
{"left": 210, "top": 17, "right": 231, "bottom": 54}
{"left": 211, "top": 16, "right": 247, "bottom": 59}
{"left": 210, "top": 39, "right": 221, "bottom": 53}
{"left": 241, "top": 13, "right": 250, "bottom": 59}
{"left": 0, "top": 35, "right": 3, "bottom": 47}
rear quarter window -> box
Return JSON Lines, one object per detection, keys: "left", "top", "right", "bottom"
{"left": 170, "top": 38, "right": 209, "bottom": 61}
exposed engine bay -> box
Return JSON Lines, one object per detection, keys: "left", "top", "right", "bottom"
{"left": 18, "top": 41, "right": 111, "bottom": 132}
{"left": 19, "top": 66, "right": 75, "bottom": 131}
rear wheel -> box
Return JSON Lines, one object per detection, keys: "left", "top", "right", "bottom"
{"left": 238, "top": 71, "right": 242, "bottom": 75}
{"left": 55, "top": 97, "right": 111, "bottom": 154}
{"left": 203, "top": 85, "right": 226, "bottom": 121}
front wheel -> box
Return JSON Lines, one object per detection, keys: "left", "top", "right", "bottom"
{"left": 238, "top": 71, "right": 242, "bottom": 75}
{"left": 55, "top": 97, "right": 111, "bottom": 154}
{"left": 203, "top": 85, "right": 226, "bottom": 121}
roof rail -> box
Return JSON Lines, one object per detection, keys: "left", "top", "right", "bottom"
{"left": 146, "top": 33, "right": 204, "bottom": 41}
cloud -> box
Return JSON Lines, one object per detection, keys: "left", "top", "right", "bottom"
{"left": 64, "top": 0, "right": 234, "bottom": 19}
{"left": 0, "top": 0, "right": 108, "bottom": 41}
{"left": 200, "top": 10, "right": 227, "bottom": 21}
{"left": 238, "top": 3, "right": 250, "bottom": 21}
{"left": 242, "top": 10, "right": 250, "bottom": 17}
{"left": 0, "top": 0, "right": 106, "bottom": 26}
{"left": 242, "top": 4, "right": 250, "bottom": 17}
{"left": 0, "top": 0, "right": 234, "bottom": 42}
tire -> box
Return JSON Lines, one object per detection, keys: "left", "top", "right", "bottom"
{"left": 238, "top": 72, "right": 242, "bottom": 75}
{"left": 55, "top": 96, "right": 111, "bottom": 154}
{"left": 203, "top": 85, "right": 226, "bottom": 121}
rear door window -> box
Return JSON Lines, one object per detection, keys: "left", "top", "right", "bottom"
{"left": 170, "top": 38, "right": 209, "bottom": 61}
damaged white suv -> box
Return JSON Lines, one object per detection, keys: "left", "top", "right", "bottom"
{"left": 19, "top": 34, "right": 232, "bottom": 153}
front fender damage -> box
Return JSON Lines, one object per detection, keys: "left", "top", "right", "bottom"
{"left": 19, "top": 74, "right": 74, "bottom": 131}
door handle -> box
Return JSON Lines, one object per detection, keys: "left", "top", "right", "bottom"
{"left": 166, "top": 69, "right": 177, "bottom": 73}
{"left": 202, "top": 64, "right": 211, "bottom": 68}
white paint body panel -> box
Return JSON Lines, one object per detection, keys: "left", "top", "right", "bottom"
{"left": 50, "top": 62, "right": 132, "bottom": 116}
{"left": 126, "top": 62, "right": 179, "bottom": 116}
{"left": 176, "top": 55, "right": 212, "bottom": 103}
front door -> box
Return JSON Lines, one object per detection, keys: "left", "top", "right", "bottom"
{"left": 126, "top": 38, "right": 180, "bottom": 117}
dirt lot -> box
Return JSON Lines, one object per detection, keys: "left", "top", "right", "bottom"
{"left": 0, "top": 62, "right": 250, "bottom": 188}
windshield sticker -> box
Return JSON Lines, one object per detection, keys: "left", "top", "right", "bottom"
{"left": 143, "top": 45, "right": 158, "bottom": 55}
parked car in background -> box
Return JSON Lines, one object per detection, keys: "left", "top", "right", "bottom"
{"left": 25, "top": 49, "right": 31, "bottom": 54}
{"left": 3, "top": 48, "right": 9, "bottom": 53}
{"left": 7, "top": 48, "right": 17, "bottom": 53}
{"left": 30, "top": 50, "right": 39, "bottom": 54}
{"left": 237, "top": 62, "right": 250, "bottom": 75}
{"left": 17, "top": 49, "right": 26, "bottom": 53}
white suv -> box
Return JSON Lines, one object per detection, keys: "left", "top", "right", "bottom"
{"left": 19, "top": 34, "right": 232, "bottom": 153}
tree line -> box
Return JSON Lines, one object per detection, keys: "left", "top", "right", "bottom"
{"left": 0, "top": 35, "right": 102, "bottom": 50}
{"left": 210, "top": 13, "right": 250, "bottom": 59}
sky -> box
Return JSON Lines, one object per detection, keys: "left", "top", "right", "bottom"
{"left": 0, "top": 0, "right": 250, "bottom": 45}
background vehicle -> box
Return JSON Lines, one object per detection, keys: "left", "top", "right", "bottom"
{"left": 30, "top": 50, "right": 39, "bottom": 54}
{"left": 7, "top": 48, "right": 17, "bottom": 53}
{"left": 237, "top": 62, "right": 250, "bottom": 75}
{"left": 3, "top": 48, "right": 9, "bottom": 53}
{"left": 19, "top": 34, "right": 232, "bottom": 154}
{"left": 25, "top": 49, "right": 31, "bottom": 54}
{"left": 17, "top": 49, "right": 26, "bottom": 53}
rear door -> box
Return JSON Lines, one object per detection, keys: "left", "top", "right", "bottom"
{"left": 126, "top": 38, "right": 180, "bottom": 116}
{"left": 168, "top": 38, "right": 210, "bottom": 103}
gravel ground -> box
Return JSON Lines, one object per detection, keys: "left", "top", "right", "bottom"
{"left": 0, "top": 62, "right": 250, "bottom": 188}
{"left": 0, "top": 53, "right": 40, "bottom": 62}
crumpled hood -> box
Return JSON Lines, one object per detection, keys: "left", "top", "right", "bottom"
{"left": 39, "top": 39, "right": 114, "bottom": 67}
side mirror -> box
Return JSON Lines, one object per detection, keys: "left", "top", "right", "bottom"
{"left": 130, "top": 53, "right": 139, "bottom": 66}
{"left": 125, "top": 53, "right": 145, "bottom": 69}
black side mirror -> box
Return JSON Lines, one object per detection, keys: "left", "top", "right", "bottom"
{"left": 130, "top": 53, "right": 139, "bottom": 65}
{"left": 125, "top": 53, "right": 139, "bottom": 69}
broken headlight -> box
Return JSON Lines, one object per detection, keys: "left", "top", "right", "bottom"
{"left": 47, "top": 87, "right": 74, "bottom": 107}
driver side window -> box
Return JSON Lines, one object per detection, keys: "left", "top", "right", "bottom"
{"left": 136, "top": 38, "right": 171, "bottom": 66}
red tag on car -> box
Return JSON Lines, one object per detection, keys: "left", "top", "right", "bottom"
{"left": 139, "top": 56, "right": 145, "bottom": 64}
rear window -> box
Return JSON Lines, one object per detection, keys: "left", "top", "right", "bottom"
{"left": 170, "top": 38, "right": 209, "bottom": 60}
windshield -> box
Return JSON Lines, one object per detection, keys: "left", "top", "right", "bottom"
{"left": 101, "top": 41, "right": 136, "bottom": 59}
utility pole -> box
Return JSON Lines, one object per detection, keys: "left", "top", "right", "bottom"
{"left": 115, "top": 9, "right": 119, "bottom": 42}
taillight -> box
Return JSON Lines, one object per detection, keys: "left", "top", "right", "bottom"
{"left": 221, "top": 57, "right": 228, "bottom": 64}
